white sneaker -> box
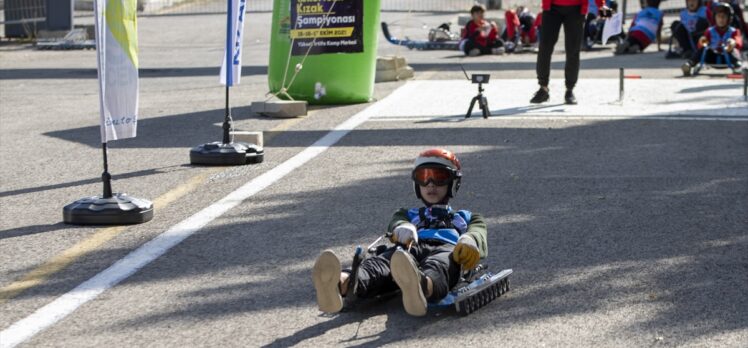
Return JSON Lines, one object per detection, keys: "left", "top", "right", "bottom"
{"left": 312, "top": 250, "right": 343, "bottom": 313}
{"left": 391, "top": 249, "right": 427, "bottom": 316}
{"left": 491, "top": 47, "right": 505, "bottom": 55}
{"left": 468, "top": 48, "right": 481, "bottom": 57}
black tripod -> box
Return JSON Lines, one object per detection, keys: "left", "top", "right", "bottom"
{"left": 466, "top": 81, "right": 490, "bottom": 119}
{"left": 461, "top": 68, "right": 491, "bottom": 119}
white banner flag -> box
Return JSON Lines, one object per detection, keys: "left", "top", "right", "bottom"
{"left": 94, "top": 0, "right": 139, "bottom": 142}
{"left": 602, "top": 13, "right": 623, "bottom": 45}
{"left": 220, "top": 0, "right": 247, "bottom": 86}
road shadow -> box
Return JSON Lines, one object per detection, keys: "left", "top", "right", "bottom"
{"left": 5, "top": 120, "right": 747, "bottom": 344}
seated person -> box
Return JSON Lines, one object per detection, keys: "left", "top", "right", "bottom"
{"left": 312, "top": 149, "right": 488, "bottom": 317}
{"left": 669, "top": 0, "right": 711, "bottom": 58}
{"left": 502, "top": 6, "right": 542, "bottom": 52}
{"left": 682, "top": 2, "right": 743, "bottom": 74}
{"left": 460, "top": 4, "right": 505, "bottom": 56}
{"left": 710, "top": 0, "right": 748, "bottom": 45}
{"left": 616, "top": 0, "right": 663, "bottom": 54}
{"left": 584, "top": 0, "right": 620, "bottom": 49}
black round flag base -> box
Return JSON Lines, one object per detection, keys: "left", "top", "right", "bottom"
{"left": 63, "top": 193, "right": 154, "bottom": 225}
{"left": 190, "top": 141, "right": 264, "bottom": 166}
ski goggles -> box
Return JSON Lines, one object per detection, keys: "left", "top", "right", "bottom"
{"left": 412, "top": 166, "right": 455, "bottom": 186}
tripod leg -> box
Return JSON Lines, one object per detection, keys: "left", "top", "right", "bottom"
{"left": 482, "top": 98, "right": 490, "bottom": 119}
{"left": 466, "top": 96, "right": 478, "bottom": 118}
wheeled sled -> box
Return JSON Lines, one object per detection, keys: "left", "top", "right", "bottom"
{"left": 381, "top": 22, "right": 461, "bottom": 51}
{"left": 344, "top": 233, "right": 513, "bottom": 316}
{"left": 684, "top": 47, "right": 742, "bottom": 76}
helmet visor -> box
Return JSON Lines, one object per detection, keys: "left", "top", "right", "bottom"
{"left": 412, "top": 167, "right": 454, "bottom": 186}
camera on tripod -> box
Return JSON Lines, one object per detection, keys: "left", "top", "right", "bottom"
{"left": 461, "top": 66, "right": 491, "bottom": 119}
{"left": 471, "top": 74, "right": 490, "bottom": 84}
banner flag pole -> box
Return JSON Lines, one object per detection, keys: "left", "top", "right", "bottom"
{"left": 190, "top": 0, "right": 264, "bottom": 166}
{"left": 63, "top": 0, "right": 153, "bottom": 225}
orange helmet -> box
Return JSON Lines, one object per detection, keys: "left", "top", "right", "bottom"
{"left": 412, "top": 148, "right": 462, "bottom": 202}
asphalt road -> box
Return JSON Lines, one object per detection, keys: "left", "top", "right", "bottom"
{"left": 1, "top": 11, "right": 747, "bottom": 347}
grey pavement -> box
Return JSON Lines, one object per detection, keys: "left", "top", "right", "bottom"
{"left": 1, "top": 11, "right": 747, "bottom": 347}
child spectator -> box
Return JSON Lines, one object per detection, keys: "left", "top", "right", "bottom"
{"left": 682, "top": 2, "right": 743, "bottom": 75}
{"left": 502, "top": 6, "right": 543, "bottom": 52}
{"left": 669, "top": 0, "right": 711, "bottom": 58}
{"left": 615, "top": 0, "right": 663, "bottom": 54}
{"left": 460, "top": 4, "right": 505, "bottom": 56}
{"left": 584, "top": 0, "right": 620, "bottom": 49}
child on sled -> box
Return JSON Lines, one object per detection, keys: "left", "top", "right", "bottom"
{"left": 682, "top": 2, "right": 743, "bottom": 75}
{"left": 312, "top": 149, "right": 488, "bottom": 317}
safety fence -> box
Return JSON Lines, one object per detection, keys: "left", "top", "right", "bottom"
{"left": 74, "top": 0, "right": 483, "bottom": 16}
{"left": 0, "top": 0, "right": 45, "bottom": 25}
{"left": 1, "top": 0, "right": 705, "bottom": 25}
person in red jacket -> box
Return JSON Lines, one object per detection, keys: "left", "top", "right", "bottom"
{"left": 682, "top": 2, "right": 743, "bottom": 75}
{"left": 502, "top": 6, "right": 543, "bottom": 52}
{"left": 531, "top": 0, "right": 609, "bottom": 105}
{"left": 460, "top": 4, "right": 505, "bottom": 56}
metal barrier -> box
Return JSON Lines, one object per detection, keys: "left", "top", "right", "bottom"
{"left": 0, "top": 0, "right": 46, "bottom": 25}
{"left": 67, "top": 0, "right": 479, "bottom": 16}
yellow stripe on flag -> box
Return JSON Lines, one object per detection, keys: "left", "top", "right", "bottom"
{"left": 106, "top": 0, "right": 139, "bottom": 68}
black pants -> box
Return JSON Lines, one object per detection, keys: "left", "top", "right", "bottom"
{"left": 353, "top": 243, "right": 461, "bottom": 302}
{"left": 671, "top": 19, "right": 708, "bottom": 53}
{"left": 537, "top": 5, "right": 585, "bottom": 89}
{"left": 463, "top": 37, "right": 504, "bottom": 55}
{"left": 584, "top": 13, "right": 599, "bottom": 42}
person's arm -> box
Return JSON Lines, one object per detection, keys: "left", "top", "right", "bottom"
{"left": 698, "top": 29, "right": 710, "bottom": 49}
{"left": 387, "top": 208, "right": 411, "bottom": 232}
{"left": 464, "top": 213, "right": 488, "bottom": 258}
{"left": 728, "top": 28, "right": 742, "bottom": 52}
{"left": 488, "top": 22, "right": 499, "bottom": 41}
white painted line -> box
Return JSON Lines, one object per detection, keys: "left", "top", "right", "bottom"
{"left": 0, "top": 101, "right": 381, "bottom": 348}
{"left": 370, "top": 115, "right": 748, "bottom": 122}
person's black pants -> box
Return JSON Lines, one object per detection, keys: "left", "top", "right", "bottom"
{"left": 537, "top": 5, "right": 585, "bottom": 89}
{"left": 671, "top": 19, "right": 708, "bottom": 53}
{"left": 463, "top": 38, "right": 503, "bottom": 55}
{"left": 353, "top": 243, "right": 461, "bottom": 302}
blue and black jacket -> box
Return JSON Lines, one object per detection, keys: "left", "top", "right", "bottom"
{"left": 387, "top": 206, "right": 488, "bottom": 258}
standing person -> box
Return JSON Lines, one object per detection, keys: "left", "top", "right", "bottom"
{"left": 531, "top": 0, "right": 610, "bottom": 105}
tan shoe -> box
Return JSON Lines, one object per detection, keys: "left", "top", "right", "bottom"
{"left": 391, "top": 249, "right": 427, "bottom": 316}
{"left": 312, "top": 250, "right": 343, "bottom": 313}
